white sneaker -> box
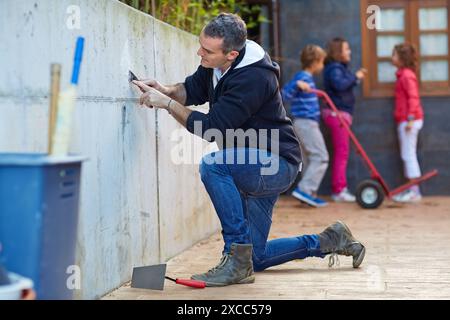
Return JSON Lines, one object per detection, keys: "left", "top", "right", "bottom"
{"left": 392, "top": 189, "right": 422, "bottom": 203}
{"left": 332, "top": 188, "right": 356, "bottom": 202}
{"left": 392, "top": 191, "right": 405, "bottom": 202}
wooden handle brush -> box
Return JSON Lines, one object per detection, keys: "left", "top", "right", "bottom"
{"left": 48, "top": 64, "right": 61, "bottom": 154}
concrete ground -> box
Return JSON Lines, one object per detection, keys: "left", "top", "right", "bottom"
{"left": 103, "top": 196, "right": 450, "bottom": 300}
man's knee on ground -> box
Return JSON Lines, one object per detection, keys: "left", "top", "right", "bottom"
{"left": 252, "top": 252, "right": 266, "bottom": 272}
{"left": 252, "top": 261, "right": 265, "bottom": 272}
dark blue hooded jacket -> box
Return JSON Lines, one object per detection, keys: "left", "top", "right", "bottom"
{"left": 184, "top": 40, "right": 302, "bottom": 166}
{"left": 323, "top": 62, "right": 358, "bottom": 115}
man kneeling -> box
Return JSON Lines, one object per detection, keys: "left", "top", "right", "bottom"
{"left": 133, "top": 13, "right": 365, "bottom": 287}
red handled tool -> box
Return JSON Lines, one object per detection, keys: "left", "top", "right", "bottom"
{"left": 165, "top": 276, "right": 206, "bottom": 289}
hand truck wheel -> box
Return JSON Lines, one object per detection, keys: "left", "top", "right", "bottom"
{"left": 356, "top": 179, "right": 384, "bottom": 209}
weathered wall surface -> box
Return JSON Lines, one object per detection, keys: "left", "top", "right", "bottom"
{"left": 0, "top": 0, "right": 219, "bottom": 299}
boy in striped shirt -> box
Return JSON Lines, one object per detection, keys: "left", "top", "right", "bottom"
{"left": 282, "top": 45, "right": 329, "bottom": 207}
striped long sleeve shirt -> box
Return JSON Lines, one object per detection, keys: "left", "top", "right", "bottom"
{"left": 282, "top": 71, "right": 320, "bottom": 122}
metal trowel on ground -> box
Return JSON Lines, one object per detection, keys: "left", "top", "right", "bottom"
{"left": 131, "top": 264, "right": 206, "bottom": 290}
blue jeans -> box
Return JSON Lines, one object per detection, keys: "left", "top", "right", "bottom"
{"left": 199, "top": 148, "right": 324, "bottom": 272}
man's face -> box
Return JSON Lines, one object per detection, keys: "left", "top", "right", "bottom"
{"left": 197, "top": 32, "right": 238, "bottom": 69}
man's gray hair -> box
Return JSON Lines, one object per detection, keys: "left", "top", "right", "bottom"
{"left": 203, "top": 13, "right": 247, "bottom": 53}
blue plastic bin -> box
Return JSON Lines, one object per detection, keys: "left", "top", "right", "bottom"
{"left": 0, "top": 153, "right": 85, "bottom": 299}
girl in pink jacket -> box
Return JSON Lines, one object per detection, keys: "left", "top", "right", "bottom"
{"left": 391, "top": 43, "right": 424, "bottom": 202}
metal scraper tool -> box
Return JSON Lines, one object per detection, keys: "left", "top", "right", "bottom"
{"left": 131, "top": 264, "right": 206, "bottom": 290}
{"left": 131, "top": 264, "right": 167, "bottom": 290}
{"left": 128, "top": 70, "right": 139, "bottom": 83}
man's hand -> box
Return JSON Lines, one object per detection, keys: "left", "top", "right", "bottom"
{"left": 136, "top": 78, "right": 169, "bottom": 95}
{"left": 133, "top": 80, "right": 171, "bottom": 110}
{"left": 296, "top": 80, "right": 311, "bottom": 92}
{"left": 132, "top": 80, "right": 192, "bottom": 128}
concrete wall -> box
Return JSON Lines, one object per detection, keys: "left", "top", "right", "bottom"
{"left": 279, "top": 0, "right": 450, "bottom": 195}
{"left": 0, "top": 0, "right": 219, "bottom": 299}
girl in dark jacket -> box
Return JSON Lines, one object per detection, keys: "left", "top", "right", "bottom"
{"left": 323, "top": 37, "right": 366, "bottom": 202}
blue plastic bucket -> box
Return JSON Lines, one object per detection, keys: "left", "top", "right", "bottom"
{"left": 0, "top": 153, "right": 85, "bottom": 299}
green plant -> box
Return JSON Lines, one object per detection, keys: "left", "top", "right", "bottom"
{"left": 120, "top": 0, "right": 269, "bottom": 35}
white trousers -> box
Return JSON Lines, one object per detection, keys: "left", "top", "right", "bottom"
{"left": 398, "top": 120, "right": 423, "bottom": 179}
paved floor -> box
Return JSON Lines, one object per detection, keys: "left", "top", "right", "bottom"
{"left": 104, "top": 196, "right": 450, "bottom": 300}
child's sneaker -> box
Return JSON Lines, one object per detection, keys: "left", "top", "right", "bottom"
{"left": 392, "top": 189, "right": 422, "bottom": 203}
{"left": 331, "top": 188, "right": 356, "bottom": 202}
{"left": 292, "top": 188, "right": 328, "bottom": 207}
